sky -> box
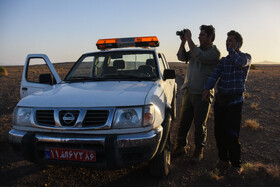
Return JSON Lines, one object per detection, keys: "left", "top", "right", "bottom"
{"left": 0, "top": 0, "right": 280, "bottom": 66}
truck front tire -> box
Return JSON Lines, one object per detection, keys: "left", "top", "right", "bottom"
{"left": 148, "top": 113, "right": 172, "bottom": 177}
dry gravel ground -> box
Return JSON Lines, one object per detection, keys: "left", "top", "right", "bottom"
{"left": 0, "top": 63, "right": 279, "bottom": 186}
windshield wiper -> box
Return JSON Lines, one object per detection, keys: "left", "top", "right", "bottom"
{"left": 65, "top": 76, "right": 108, "bottom": 82}
{"left": 65, "top": 76, "right": 94, "bottom": 82}
{"left": 102, "top": 74, "right": 156, "bottom": 81}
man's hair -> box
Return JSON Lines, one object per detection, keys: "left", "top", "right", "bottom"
{"left": 227, "top": 30, "right": 243, "bottom": 48}
{"left": 200, "top": 25, "right": 216, "bottom": 42}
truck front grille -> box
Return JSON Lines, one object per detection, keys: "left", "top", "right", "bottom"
{"left": 59, "top": 110, "right": 80, "bottom": 126}
{"left": 36, "top": 110, "right": 55, "bottom": 127}
{"left": 34, "top": 108, "right": 114, "bottom": 129}
{"left": 83, "top": 110, "right": 109, "bottom": 127}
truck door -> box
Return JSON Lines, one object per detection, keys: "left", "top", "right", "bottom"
{"left": 20, "top": 54, "right": 62, "bottom": 98}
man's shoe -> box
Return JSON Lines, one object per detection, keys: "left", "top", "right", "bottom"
{"left": 191, "top": 147, "right": 204, "bottom": 162}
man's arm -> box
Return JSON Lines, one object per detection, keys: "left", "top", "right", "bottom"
{"left": 233, "top": 53, "right": 251, "bottom": 67}
{"left": 177, "top": 41, "right": 188, "bottom": 61}
{"left": 228, "top": 48, "right": 252, "bottom": 67}
{"left": 184, "top": 29, "right": 195, "bottom": 55}
{"left": 204, "top": 61, "right": 222, "bottom": 90}
{"left": 177, "top": 30, "right": 192, "bottom": 62}
{"left": 202, "top": 60, "right": 223, "bottom": 102}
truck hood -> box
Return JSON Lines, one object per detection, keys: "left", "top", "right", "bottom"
{"left": 18, "top": 81, "right": 155, "bottom": 107}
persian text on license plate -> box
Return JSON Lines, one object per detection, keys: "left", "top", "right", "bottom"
{"left": 45, "top": 148, "right": 96, "bottom": 162}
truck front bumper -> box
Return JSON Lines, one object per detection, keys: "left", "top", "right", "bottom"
{"left": 9, "top": 127, "right": 162, "bottom": 168}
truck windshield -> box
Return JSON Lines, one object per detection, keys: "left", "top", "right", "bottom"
{"left": 64, "top": 51, "right": 158, "bottom": 82}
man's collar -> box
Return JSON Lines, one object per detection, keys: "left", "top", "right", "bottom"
{"left": 200, "top": 44, "right": 213, "bottom": 50}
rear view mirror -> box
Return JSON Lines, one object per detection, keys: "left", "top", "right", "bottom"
{"left": 39, "top": 73, "right": 55, "bottom": 85}
{"left": 163, "top": 69, "right": 176, "bottom": 80}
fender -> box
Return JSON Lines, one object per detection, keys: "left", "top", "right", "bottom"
{"left": 156, "top": 107, "right": 172, "bottom": 156}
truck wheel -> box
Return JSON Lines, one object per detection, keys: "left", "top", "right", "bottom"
{"left": 149, "top": 113, "right": 172, "bottom": 177}
{"left": 149, "top": 136, "right": 171, "bottom": 177}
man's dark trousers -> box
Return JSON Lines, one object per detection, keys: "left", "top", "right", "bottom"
{"left": 214, "top": 101, "right": 243, "bottom": 167}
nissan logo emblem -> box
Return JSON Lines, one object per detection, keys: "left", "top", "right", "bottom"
{"left": 63, "top": 112, "right": 75, "bottom": 124}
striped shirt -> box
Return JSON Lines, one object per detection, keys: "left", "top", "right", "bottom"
{"left": 204, "top": 50, "right": 251, "bottom": 105}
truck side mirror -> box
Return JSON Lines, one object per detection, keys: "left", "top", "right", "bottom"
{"left": 39, "top": 73, "right": 55, "bottom": 85}
{"left": 163, "top": 69, "right": 176, "bottom": 80}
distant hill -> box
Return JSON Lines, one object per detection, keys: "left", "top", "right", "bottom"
{"left": 253, "top": 61, "right": 280, "bottom": 64}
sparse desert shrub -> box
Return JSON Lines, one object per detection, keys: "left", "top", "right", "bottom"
{"left": 0, "top": 66, "right": 8, "bottom": 76}
{"left": 269, "top": 92, "right": 276, "bottom": 100}
{"left": 243, "top": 119, "right": 262, "bottom": 130}
{"left": 244, "top": 92, "right": 251, "bottom": 99}
{"left": 250, "top": 64, "right": 256, "bottom": 70}
{"left": 208, "top": 169, "right": 224, "bottom": 181}
{"left": 250, "top": 102, "right": 259, "bottom": 110}
{"left": 242, "top": 162, "right": 279, "bottom": 179}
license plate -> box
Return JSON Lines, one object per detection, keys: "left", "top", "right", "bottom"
{"left": 45, "top": 148, "right": 96, "bottom": 162}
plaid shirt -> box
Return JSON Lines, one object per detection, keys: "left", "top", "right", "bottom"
{"left": 204, "top": 50, "right": 251, "bottom": 105}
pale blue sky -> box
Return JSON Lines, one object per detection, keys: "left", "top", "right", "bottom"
{"left": 1, "top": 0, "right": 280, "bottom": 65}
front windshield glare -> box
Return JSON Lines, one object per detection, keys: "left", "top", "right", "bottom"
{"left": 65, "top": 51, "right": 158, "bottom": 81}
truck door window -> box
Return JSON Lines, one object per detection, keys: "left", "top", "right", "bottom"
{"left": 26, "top": 58, "right": 55, "bottom": 84}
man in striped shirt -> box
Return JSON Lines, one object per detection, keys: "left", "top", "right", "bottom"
{"left": 202, "top": 30, "right": 251, "bottom": 175}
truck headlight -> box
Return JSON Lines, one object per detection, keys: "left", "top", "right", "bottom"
{"left": 13, "top": 107, "right": 32, "bottom": 126}
{"left": 112, "top": 105, "right": 154, "bottom": 129}
{"left": 113, "top": 107, "right": 142, "bottom": 129}
{"left": 143, "top": 105, "right": 154, "bottom": 127}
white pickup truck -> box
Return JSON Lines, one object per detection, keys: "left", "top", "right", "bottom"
{"left": 9, "top": 36, "right": 177, "bottom": 176}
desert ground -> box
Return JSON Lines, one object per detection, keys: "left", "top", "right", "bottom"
{"left": 0, "top": 62, "right": 279, "bottom": 186}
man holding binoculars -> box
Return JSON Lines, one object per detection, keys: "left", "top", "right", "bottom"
{"left": 175, "top": 25, "right": 221, "bottom": 162}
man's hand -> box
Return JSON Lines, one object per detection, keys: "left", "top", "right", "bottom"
{"left": 202, "top": 89, "right": 211, "bottom": 103}
{"left": 227, "top": 47, "right": 235, "bottom": 55}
{"left": 180, "top": 29, "right": 192, "bottom": 42}
{"left": 180, "top": 29, "right": 195, "bottom": 54}
{"left": 184, "top": 29, "right": 192, "bottom": 42}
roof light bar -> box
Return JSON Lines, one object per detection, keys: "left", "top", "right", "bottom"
{"left": 96, "top": 36, "right": 159, "bottom": 50}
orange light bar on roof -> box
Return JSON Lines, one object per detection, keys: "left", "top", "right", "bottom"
{"left": 135, "top": 36, "right": 158, "bottom": 42}
{"left": 96, "top": 36, "right": 159, "bottom": 50}
{"left": 96, "top": 38, "right": 118, "bottom": 50}
{"left": 135, "top": 36, "right": 159, "bottom": 47}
